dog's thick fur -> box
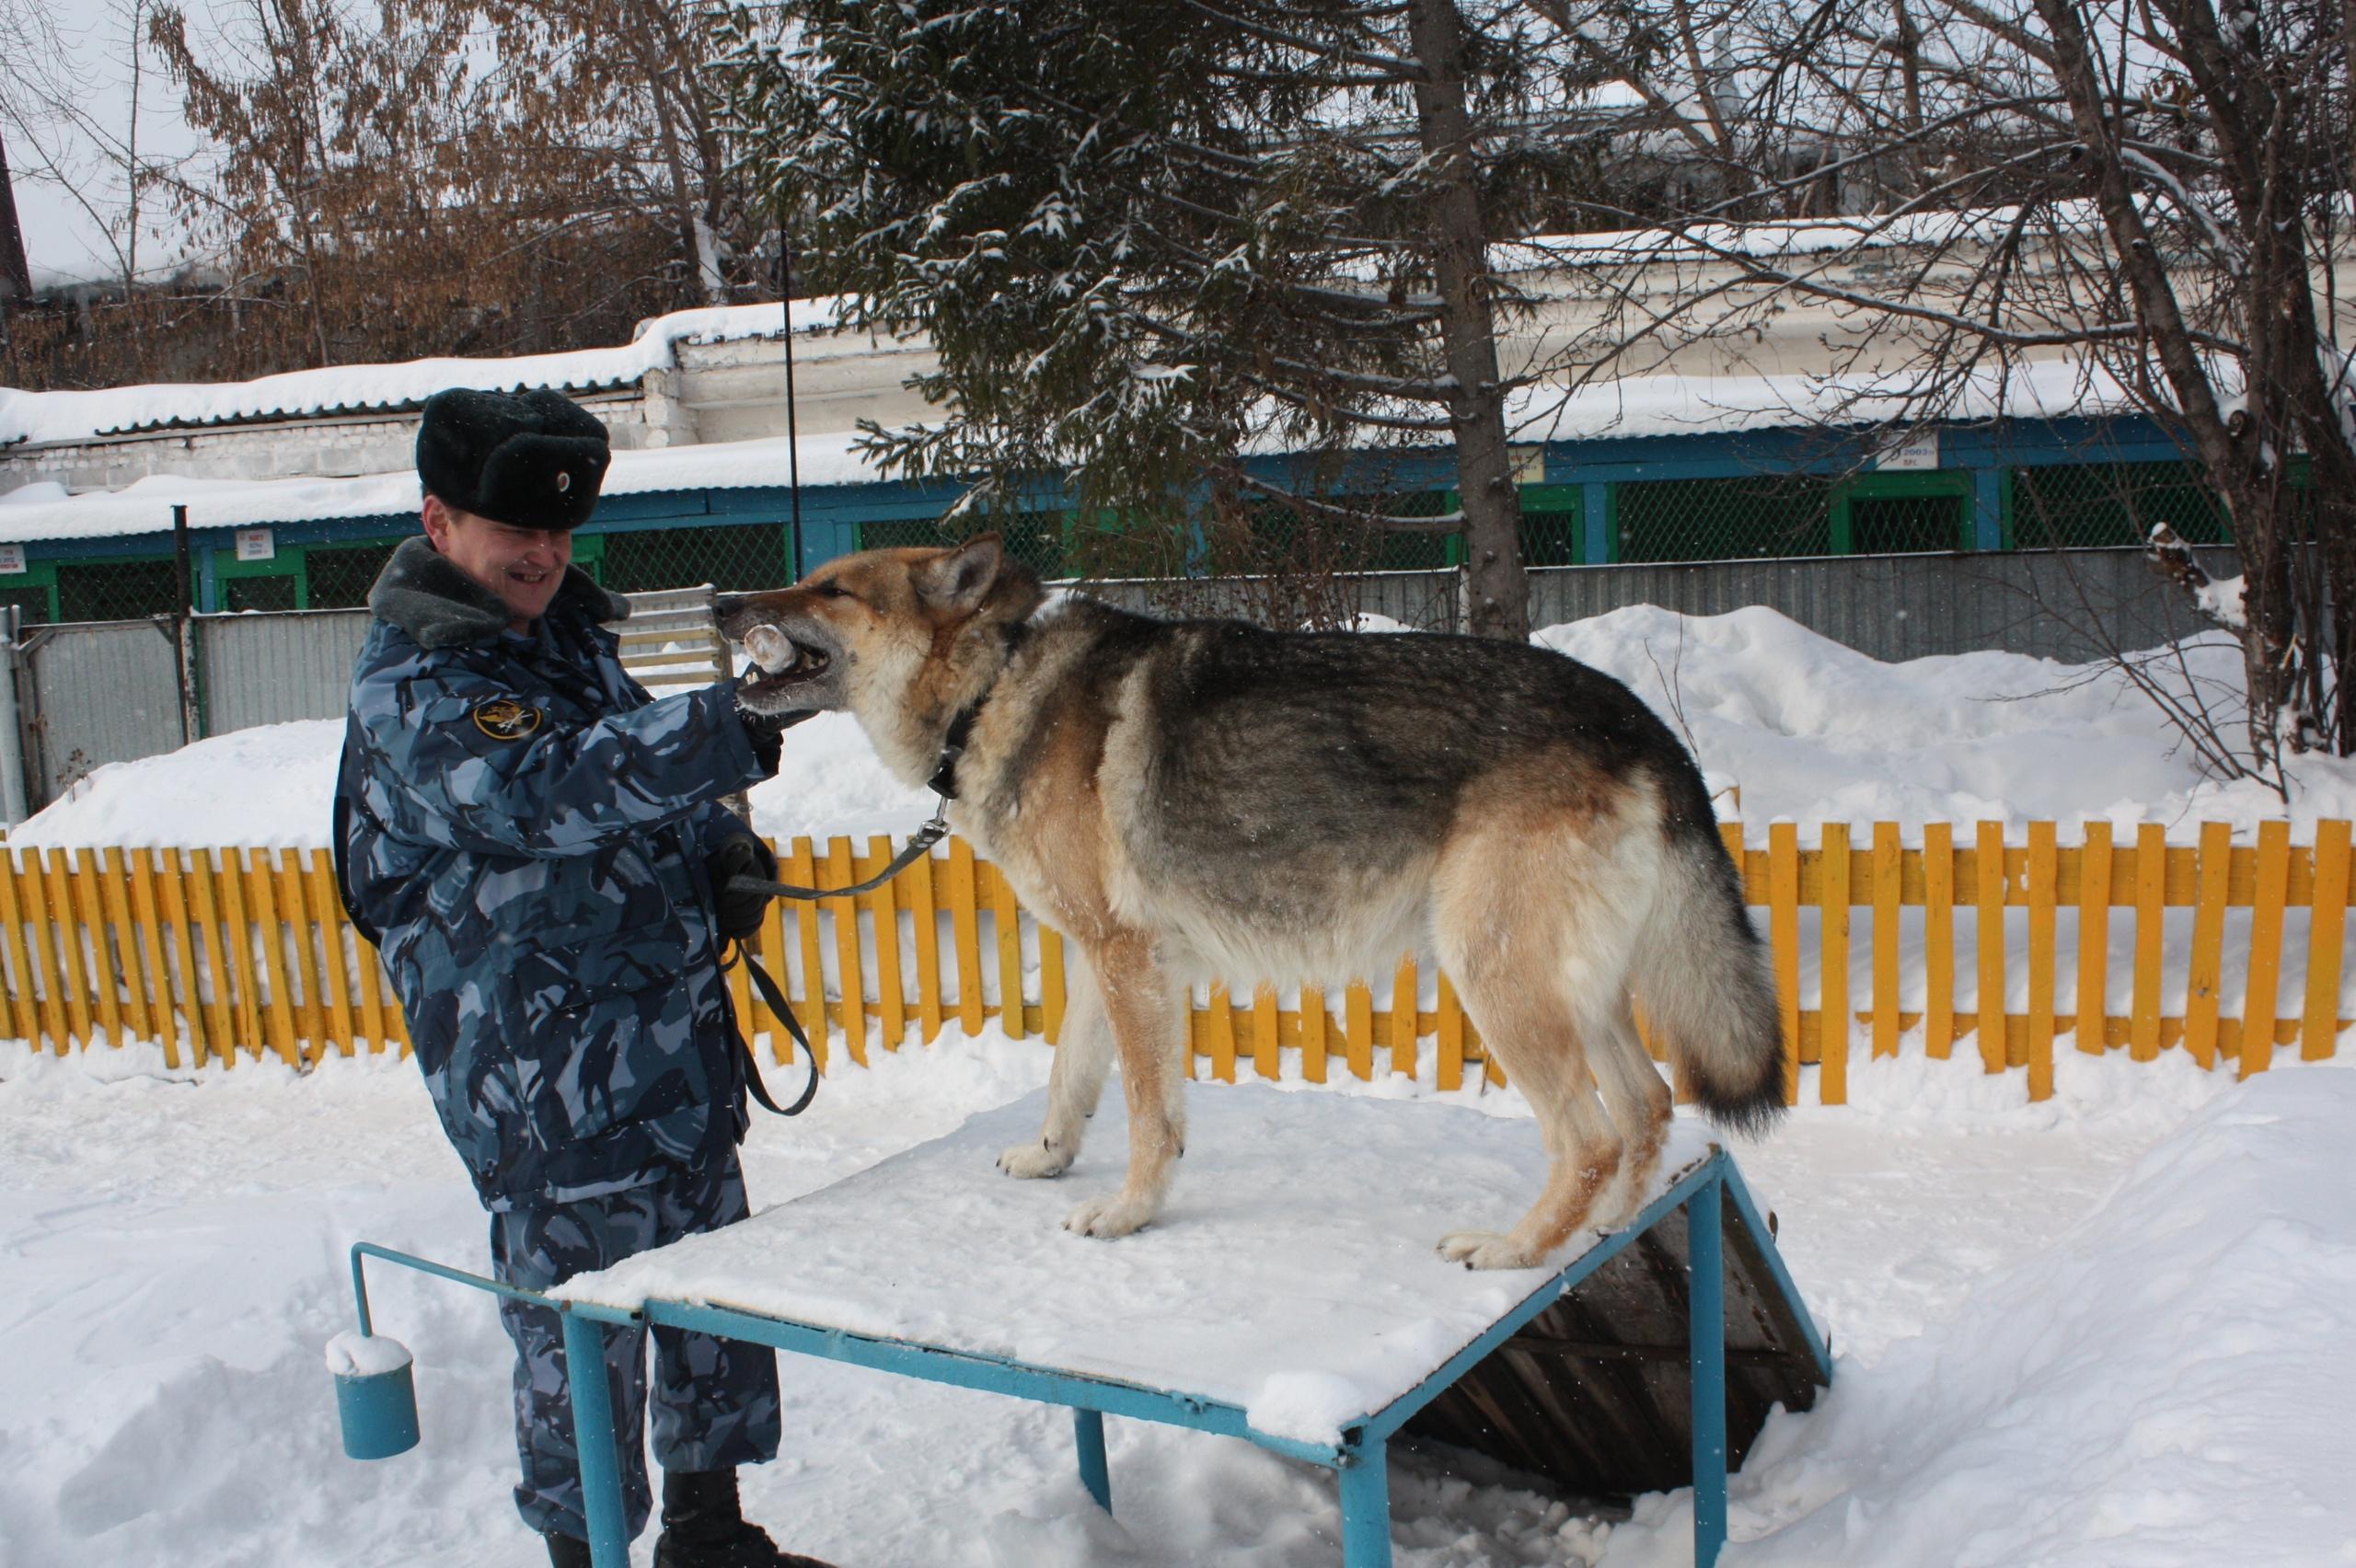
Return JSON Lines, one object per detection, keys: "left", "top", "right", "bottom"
{"left": 720, "top": 537, "right": 1784, "bottom": 1269}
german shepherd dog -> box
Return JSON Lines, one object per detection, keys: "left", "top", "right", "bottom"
{"left": 719, "top": 538, "right": 1783, "bottom": 1269}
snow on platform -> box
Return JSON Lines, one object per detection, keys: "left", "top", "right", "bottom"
{"left": 556, "top": 1082, "right": 1715, "bottom": 1447}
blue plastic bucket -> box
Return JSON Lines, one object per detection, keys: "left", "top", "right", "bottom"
{"left": 329, "top": 1334, "right": 420, "bottom": 1460}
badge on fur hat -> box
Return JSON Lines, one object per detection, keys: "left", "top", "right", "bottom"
{"left": 471, "top": 698, "right": 543, "bottom": 742}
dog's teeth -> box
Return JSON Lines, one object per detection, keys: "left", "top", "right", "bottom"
{"left": 743, "top": 626, "right": 795, "bottom": 674}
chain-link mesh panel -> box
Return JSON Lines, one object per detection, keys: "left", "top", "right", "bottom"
{"left": 598, "top": 522, "right": 795, "bottom": 594}
{"left": 858, "top": 513, "right": 1071, "bottom": 580}
{"left": 1063, "top": 511, "right": 1184, "bottom": 580}
{"left": 57, "top": 559, "right": 181, "bottom": 622}
{"left": 223, "top": 574, "right": 299, "bottom": 613}
{"left": 307, "top": 539, "right": 403, "bottom": 608}
{"left": 1615, "top": 474, "right": 1834, "bottom": 563}
{"left": 2012, "top": 462, "right": 2230, "bottom": 548}
{"left": 1519, "top": 491, "right": 1581, "bottom": 566}
{"left": 1850, "top": 493, "right": 1967, "bottom": 553}
{"left": 1220, "top": 492, "right": 1457, "bottom": 575}
{"left": 1365, "top": 519, "right": 1452, "bottom": 571}
{"left": 0, "top": 584, "right": 51, "bottom": 625}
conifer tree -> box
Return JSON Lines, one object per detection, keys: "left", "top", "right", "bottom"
{"left": 735, "top": 0, "right": 1601, "bottom": 636}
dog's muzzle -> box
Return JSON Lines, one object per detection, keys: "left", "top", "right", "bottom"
{"left": 719, "top": 597, "right": 844, "bottom": 712}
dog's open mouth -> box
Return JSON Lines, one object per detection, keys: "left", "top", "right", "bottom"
{"left": 739, "top": 624, "right": 833, "bottom": 698}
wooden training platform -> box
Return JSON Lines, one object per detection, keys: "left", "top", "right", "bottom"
{"left": 352, "top": 1088, "right": 1831, "bottom": 1566}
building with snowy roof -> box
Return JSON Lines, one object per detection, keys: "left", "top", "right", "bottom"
{"left": 0, "top": 222, "right": 2281, "bottom": 631}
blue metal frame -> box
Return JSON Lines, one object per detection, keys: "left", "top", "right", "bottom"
{"left": 346, "top": 1148, "right": 1827, "bottom": 1568}
{"left": 1690, "top": 1171, "right": 1728, "bottom": 1563}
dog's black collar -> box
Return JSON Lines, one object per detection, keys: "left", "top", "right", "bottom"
{"left": 929, "top": 705, "right": 982, "bottom": 799}
{"left": 927, "top": 620, "right": 1031, "bottom": 801}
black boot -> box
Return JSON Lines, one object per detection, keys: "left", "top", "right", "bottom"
{"left": 653, "top": 1468, "right": 841, "bottom": 1568}
{"left": 545, "top": 1532, "right": 595, "bottom": 1568}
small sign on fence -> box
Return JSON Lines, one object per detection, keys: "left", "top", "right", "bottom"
{"left": 1877, "top": 430, "right": 1941, "bottom": 471}
{"left": 0, "top": 545, "right": 25, "bottom": 574}
{"left": 235, "top": 528, "right": 276, "bottom": 562}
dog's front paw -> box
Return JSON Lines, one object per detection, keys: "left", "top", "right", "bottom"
{"left": 998, "top": 1140, "right": 1072, "bottom": 1180}
{"left": 1064, "top": 1193, "right": 1156, "bottom": 1239}
{"left": 1437, "top": 1229, "right": 1541, "bottom": 1271}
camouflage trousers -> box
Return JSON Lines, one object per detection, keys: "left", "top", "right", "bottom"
{"left": 491, "top": 1153, "right": 781, "bottom": 1541}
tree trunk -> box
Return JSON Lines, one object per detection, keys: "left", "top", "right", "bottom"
{"left": 1404, "top": 0, "right": 1528, "bottom": 640}
{"left": 624, "top": 0, "right": 726, "bottom": 307}
{"left": 2036, "top": 0, "right": 2308, "bottom": 778}
{"left": 0, "top": 129, "right": 32, "bottom": 305}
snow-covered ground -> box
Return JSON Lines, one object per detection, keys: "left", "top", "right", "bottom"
{"left": 4, "top": 1034, "right": 2348, "bottom": 1567}
{"left": 4, "top": 605, "right": 2353, "bottom": 1566}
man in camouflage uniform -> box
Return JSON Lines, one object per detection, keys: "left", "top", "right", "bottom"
{"left": 335, "top": 387, "right": 833, "bottom": 1568}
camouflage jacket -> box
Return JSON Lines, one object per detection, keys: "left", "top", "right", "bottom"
{"left": 335, "top": 537, "right": 766, "bottom": 1211}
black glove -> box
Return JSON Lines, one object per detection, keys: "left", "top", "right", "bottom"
{"left": 706, "top": 830, "right": 778, "bottom": 943}
{"left": 735, "top": 704, "right": 815, "bottom": 776}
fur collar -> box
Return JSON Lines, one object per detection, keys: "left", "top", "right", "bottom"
{"left": 368, "top": 535, "right": 630, "bottom": 649}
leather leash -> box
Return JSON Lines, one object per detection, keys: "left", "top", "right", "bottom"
{"left": 721, "top": 939, "right": 822, "bottom": 1116}
{"left": 720, "top": 676, "right": 999, "bottom": 1116}
{"left": 716, "top": 802, "right": 948, "bottom": 1120}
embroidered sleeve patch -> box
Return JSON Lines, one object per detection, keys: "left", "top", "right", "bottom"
{"left": 471, "top": 698, "right": 544, "bottom": 742}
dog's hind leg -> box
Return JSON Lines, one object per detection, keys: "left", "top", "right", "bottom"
{"left": 1431, "top": 815, "right": 1646, "bottom": 1270}
{"left": 1062, "top": 933, "right": 1185, "bottom": 1240}
{"left": 999, "top": 957, "right": 1113, "bottom": 1179}
{"left": 1589, "top": 1002, "right": 1674, "bottom": 1228}
{"left": 1437, "top": 974, "right": 1623, "bottom": 1269}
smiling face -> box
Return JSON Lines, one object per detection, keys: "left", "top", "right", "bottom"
{"left": 422, "top": 494, "right": 572, "bottom": 630}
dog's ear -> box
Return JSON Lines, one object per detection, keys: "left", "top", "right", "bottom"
{"left": 913, "top": 534, "right": 1002, "bottom": 615}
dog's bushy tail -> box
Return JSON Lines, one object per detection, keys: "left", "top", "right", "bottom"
{"left": 1631, "top": 790, "right": 1786, "bottom": 1136}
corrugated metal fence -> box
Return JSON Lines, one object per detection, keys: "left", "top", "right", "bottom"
{"left": 4, "top": 596, "right": 716, "bottom": 813}
{"left": 8, "top": 610, "right": 367, "bottom": 812}
{"left": 195, "top": 610, "right": 370, "bottom": 736}
{"left": 1527, "top": 547, "right": 2230, "bottom": 664}
{"left": 9, "top": 617, "right": 187, "bottom": 808}
{"left": 3, "top": 822, "right": 2346, "bottom": 1106}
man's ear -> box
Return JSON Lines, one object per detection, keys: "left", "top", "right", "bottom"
{"left": 421, "top": 493, "right": 456, "bottom": 552}
{"left": 913, "top": 535, "right": 1003, "bottom": 614}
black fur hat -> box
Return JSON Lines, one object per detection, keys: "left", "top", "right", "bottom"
{"left": 416, "top": 387, "right": 611, "bottom": 531}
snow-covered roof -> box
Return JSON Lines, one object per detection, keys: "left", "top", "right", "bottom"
{"left": 1503, "top": 354, "right": 2137, "bottom": 444}
{"left": 1496, "top": 205, "right": 2078, "bottom": 273}
{"left": 0, "top": 430, "right": 887, "bottom": 548}
{"left": 0, "top": 355, "right": 2145, "bottom": 549}
{"left": 0, "top": 296, "right": 848, "bottom": 448}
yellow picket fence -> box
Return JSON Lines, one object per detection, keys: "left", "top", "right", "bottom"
{"left": 0, "top": 821, "right": 2348, "bottom": 1104}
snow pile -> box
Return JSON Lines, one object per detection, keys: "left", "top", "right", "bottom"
{"left": 323, "top": 1332, "right": 412, "bottom": 1378}
{"left": 19, "top": 605, "right": 2355, "bottom": 849}
{"left": 1539, "top": 604, "right": 2356, "bottom": 840}
{"left": 10, "top": 719, "right": 347, "bottom": 849}
{"left": 2195, "top": 573, "right": 2248, "bottom": 630}
{"left": 1604, "top": 1063, "right": 2356, "bottom": 1565}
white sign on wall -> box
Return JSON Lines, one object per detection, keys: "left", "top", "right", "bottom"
{"left": 235, "top": 528, "right": 276, "bottom": 562}
{"left": 0, "top": 545, "right": 25, "bottom": 575}
{"left": 1877, "top": 430, "right": 1941, "bottom": 471}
